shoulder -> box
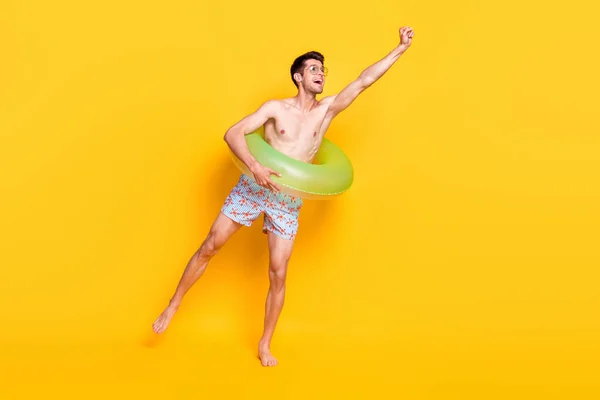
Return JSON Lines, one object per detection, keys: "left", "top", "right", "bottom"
{"left": 318, "top": 95, "right": 337, "bottom": 107}
{"left": 259, "top": 99, "right": 284, "bottom": 110}
{"left": 318, "top": 95, "right": 339, "bottom": 119}
{"left": 255, "top": 99, "right": 285, "bottom": 116}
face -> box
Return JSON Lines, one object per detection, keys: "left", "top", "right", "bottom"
{"left": 298, "top": 59, "right": 328, "bottom": 94}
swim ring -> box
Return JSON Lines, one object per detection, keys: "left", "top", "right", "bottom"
{"left": 230, "top": 132, "right": 353, "bottom": 200}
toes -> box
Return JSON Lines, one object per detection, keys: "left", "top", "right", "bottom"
{"left": 260, "top": 356, "right": 277, "bottom": 367}
{"left": 153, "top": 320, "right": 166, "bottom": 334}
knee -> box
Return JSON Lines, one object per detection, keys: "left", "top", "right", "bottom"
{"left": 269, "top": 258, "right": 289, "bottom": 286}
{"left": 198, "top": 231, "right": 221, "bottom": 259}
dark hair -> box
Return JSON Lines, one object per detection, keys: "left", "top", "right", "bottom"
{"left": 290, "top": 51, "right": 325, "bottom": 87}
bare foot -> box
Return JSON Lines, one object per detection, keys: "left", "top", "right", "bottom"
{"left": 152, "top": 305, "right": 178, "bottom": 334}
{"left": 258, "top": 342, "right": 278, "bottom": 367}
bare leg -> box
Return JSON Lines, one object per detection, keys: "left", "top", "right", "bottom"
{"left": 152, "top": 212, "right": 242, "bottom": 334}
{"left": 258, "top": 231, "right": 295, "bottom": 366}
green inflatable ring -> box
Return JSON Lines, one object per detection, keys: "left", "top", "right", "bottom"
{"left": 230, "top": 132, "right": 354, "bottom": 200}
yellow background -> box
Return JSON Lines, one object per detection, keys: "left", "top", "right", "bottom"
{"left": 1, "top": 0, "right": 599, "bottom": 398}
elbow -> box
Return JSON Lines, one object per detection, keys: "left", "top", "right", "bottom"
{"left": 223, "top": 128, "right": 234, "bottom": 144}
{"left": 224, "top": 127, "right": 246, "bottom": 146}
{"left": 361, "top": 76, "right": 376, "bottom": 88}
{"left": 359, "top": 73, "right": 376, "bottom": 88}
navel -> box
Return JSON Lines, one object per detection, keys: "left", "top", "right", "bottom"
{"left": 313, "top": 131, "right": 317, "bottom": 137}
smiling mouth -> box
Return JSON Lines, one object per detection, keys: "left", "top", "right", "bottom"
{"left": 314, "top": 79, "right": 323, "bottom": 85}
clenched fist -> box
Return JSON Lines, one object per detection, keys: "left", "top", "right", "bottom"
{"left": 399, "top": 26, "right": 415, "bottom": 47}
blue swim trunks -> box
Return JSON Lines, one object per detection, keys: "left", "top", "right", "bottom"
{"left": 221, "top": 174, "right": 304, "bottom": 241}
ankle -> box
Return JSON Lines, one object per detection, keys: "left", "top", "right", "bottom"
{"left": 168, "top": 299, "right": 181, "bottom": 310}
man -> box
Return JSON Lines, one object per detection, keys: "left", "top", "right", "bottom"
{"left": 153, "top": 26, "right": 415, "bottom": 366}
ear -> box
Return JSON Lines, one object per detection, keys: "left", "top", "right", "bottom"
{"left": 293, "top": 72, "right": 303, "bottom": 84}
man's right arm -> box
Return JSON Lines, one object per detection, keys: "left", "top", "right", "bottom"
{"left": 224, "top": 100, "right": 277, "bottom": 171}
{"left": 223, "top": 100, "right": 282, "bottom": 190}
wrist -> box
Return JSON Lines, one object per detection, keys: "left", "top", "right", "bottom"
{"left": 247, "top": 158, "right": 261, "bottom": 173}
{"left": 397, "top": 43, "right": 409, "bottom": 53}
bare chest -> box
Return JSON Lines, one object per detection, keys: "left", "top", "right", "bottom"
{"left": 265, "top": 109, "right": 326, "bottom": 142}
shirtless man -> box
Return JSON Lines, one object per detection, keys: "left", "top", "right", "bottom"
{"left": 153, "top": 26, "right": 415, "bottom": 366}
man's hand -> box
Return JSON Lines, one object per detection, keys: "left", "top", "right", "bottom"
{"left": 250, "top": 163, "right": 281, "bottom": 192}
{"left": 399, "top": 26, "right": 415, "bottom": 48}
{"left": 324, "top": 25, "right": 415, "bottom": 119}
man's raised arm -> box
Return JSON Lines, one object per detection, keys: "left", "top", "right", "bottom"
{"left": 326, "top": 26, "right": 414, "bottom": 118}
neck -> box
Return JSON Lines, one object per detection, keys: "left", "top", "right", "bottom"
{"left": 293, "top": 88, "right": 318, "bottom": 113}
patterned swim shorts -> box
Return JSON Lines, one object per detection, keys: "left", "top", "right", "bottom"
{"left": 221, "top": 174, "right": 304, "bottom": 241}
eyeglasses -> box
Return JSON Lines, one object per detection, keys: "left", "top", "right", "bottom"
{"left": 306, "top": 64, "right": 328, "bottom": 76}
